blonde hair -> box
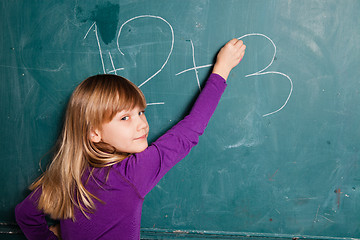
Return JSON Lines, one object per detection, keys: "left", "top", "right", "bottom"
{"left": 30, "top": 74, "right": 146, "bottom": 220}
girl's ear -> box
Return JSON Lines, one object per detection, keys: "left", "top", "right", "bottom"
{"left": 90, "top": 128, "right": 102, "bottom": 143}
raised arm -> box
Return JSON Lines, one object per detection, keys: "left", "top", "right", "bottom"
{"left": 119, "top": 39, "right": 246, "bottom": 197}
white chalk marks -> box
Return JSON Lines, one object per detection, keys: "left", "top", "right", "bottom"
{"left": 189, "top": 40, "right": 201, "bottom": 91}
{"left": 117, "top": 15, "right": 174, "bottom": 88}
{"left": 108, "top": 51, "right": 124, "bottom": 75}
{"left": 239, "top": 33, "right": 293, "bottom": 117}
{"left": 175, "top": 40, "right": 212, "bottom": 91}
{"left": 84, "top": 22, "right": 108, "bottom": 74}
{"left": 84, "top": 16, "right": 292, "bottom": 116}
{"left": 84, "top": 15, "right": 174, "bottom": 106}
{"left": 176, "top": 33, "right": 293, "bottom": 117}
{"left": 175, "top": 63, "right": 213, "bottom": 77}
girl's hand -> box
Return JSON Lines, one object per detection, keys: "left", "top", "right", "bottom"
{"left": 212, "top": 39, "right": 246, "bottom": 81}
{"left": 49, "top": 224, "right": 61, "bottom": 239}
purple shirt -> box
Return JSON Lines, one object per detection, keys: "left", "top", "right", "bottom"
{"left": 15, "top": 73, "right": 227, "bottom": 240}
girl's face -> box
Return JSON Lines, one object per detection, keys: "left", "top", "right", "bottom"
{"left": 92, "top": 106, "right": 149, "bottom": 154}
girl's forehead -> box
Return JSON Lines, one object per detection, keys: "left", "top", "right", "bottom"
{"left": 117, "top": 105, "right": 145, "bottom": 114}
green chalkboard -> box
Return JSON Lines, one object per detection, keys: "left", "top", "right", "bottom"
{"left": 1, "top": 0, "right": 359, "bottom": 239}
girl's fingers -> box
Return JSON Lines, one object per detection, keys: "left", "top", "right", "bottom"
{"left": 228, "top": 38, "right": 239, "bottom": 45}
{"left": 234, "top": 39, "right": 244, "bottom": 47}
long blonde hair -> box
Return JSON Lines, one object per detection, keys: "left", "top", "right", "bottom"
{"left": 30, "top": 74, "right": 146, "bottom": 220}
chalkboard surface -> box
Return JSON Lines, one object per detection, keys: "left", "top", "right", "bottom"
{"left": 1, "top": 0, "right": 359, "bottom": 239}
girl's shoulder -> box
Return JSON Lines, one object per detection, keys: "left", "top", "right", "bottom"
{"left": 111, "top": 144, "right": 160, "bottom": 173}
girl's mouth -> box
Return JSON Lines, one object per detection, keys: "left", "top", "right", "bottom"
{"left": 134, "top": 134, "right": 147, "bottom": 140}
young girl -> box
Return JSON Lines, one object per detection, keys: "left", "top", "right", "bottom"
{"left": 15, "top": 39, "right": 246, "bottom": 240}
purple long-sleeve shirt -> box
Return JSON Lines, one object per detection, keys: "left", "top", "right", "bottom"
{"left": 15, "top": 73, "right": 227, "bottom": 240}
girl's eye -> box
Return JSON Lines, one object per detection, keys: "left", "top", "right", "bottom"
{"left": 121, "top": 116, "right": 130, "bottom": 121}
{"left": 139, "top": 111, "right": 145, "bottom": 116}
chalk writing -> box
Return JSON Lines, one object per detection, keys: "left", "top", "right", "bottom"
{"left": 174, "top": 39, "right": 204, "bottom": 91}
{"left": 108, "top": 51, "right": 124, "bottom": 75}
{"left": 175, "top": 64, "right": 213, "bottom": 76}
{"left": 176, "top": 33, "right": 293, "bottom": 117}
{"left": 189, "top": 40, "right": 201, "bottom": 91}
{"left": 84, "top": 17, "right": 170, "bottom": 106}
{"left": 84, "top": 22, "right": 108, "bottom": 74}
{"left": 238, "top": 33, "right": 293, "bottom": 117}
{"left": 85, "top": 17, "right": 292, "bottom": 116}
{"left": 117, "top": 15, "right": 174, "bottom": 88}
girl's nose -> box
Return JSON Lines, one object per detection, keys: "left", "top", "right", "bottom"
{"left": 137, "top": 115, "right": 148, "bottom": 131}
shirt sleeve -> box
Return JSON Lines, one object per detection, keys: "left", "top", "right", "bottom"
{"left": 115, "top": 73, "right": 227, "bottom": 197}
{"left": 15, "top": 189, "right": 58, "bottom": 240}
